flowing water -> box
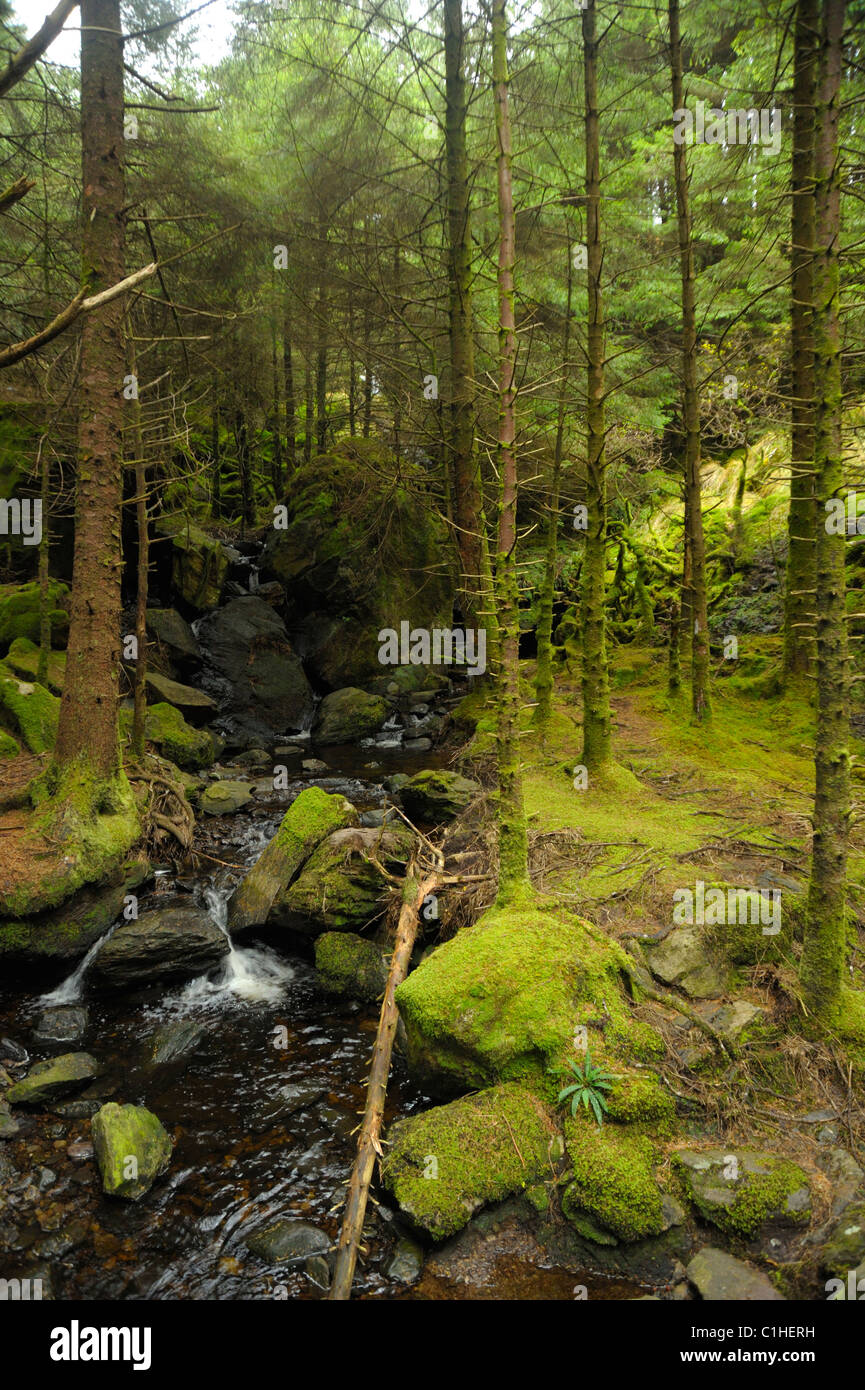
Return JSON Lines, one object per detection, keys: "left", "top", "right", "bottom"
{"left": 0, "top": 747, "right": 645, "bottom": 1301}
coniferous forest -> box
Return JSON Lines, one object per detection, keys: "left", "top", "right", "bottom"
{"left": 2, "top": 0, "right": 865, "bottom": 1332}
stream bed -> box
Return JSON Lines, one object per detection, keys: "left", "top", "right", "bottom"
{"left": 0, "top": 743, "right": 645, "bottom": 1301}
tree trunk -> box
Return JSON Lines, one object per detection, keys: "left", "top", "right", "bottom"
{"left": 784, "top": 0, "right": 819, "bottom": 680}
{"left": 801, "top": 0, "right": 849, "bottom": 1021}
{"left": 211, "top": 402, "right": 221, "bottom": 519}
{"left": 316, "top": 225, "right": 328, "bottom": 454}
{"left": 234, "top": 407, "right": 254, "bottom": 531}
{"left": 128, "top": 339, "right": 148, "bottom": 760}
{"left": 669, "top": 0, "right": 710, "bottom": 721}
{"left": 304, "top": 351, "right": 314, "bottom": 463}
{"left": 270, "top": 306, "right": 283, "bottom": 495}
{"left": 444, "top": 0, "right": 497, "bottom": 641}
{"left": 283, "top": 303, "right": 296, "bottom": 474}
{"left": 491, "top": 0, "right": 530, "bottom": 904}
{"left": 580, "top": 0, "right": 612, "bottom": 768}
{"left": 53, "top": 0, "right": 126, "bottom": 784}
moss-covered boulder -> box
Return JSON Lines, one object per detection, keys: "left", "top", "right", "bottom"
{"left": 260, "top": 440, "right": 455, "bottom": 689}
{"left": 154, "top": 515, "right": 228, "bottom": 610}
{"left": 143, "top": 702, "right": 215, "bottom": 771}
{"left": 271, "top": 825, "right": 414, "bottom": 933}
{"left": 0, "top": 728, "right": 19, "bottom": 758}
{"left": 227, "top": 786, "right": 358, "bottom": 933}
{"left": 394, "top": 905, "right": 662, "bottom": 1096}
{"left": 400, "top": 769, "right": 480, "bottom": 824}
{"left": 144, "top": 671, "right": 216, "bottom": 722}
{"left": 4, "top": 637, "right": 66, "bottom": 695}
{"left": 314, "top": 931, "right": 388, "bottom": 1001}
{"left": 0, "top": 661, "right": 59, "bottom": 752}
{"left": 818, "top": 1199, "right": 865, "bottom": 1277}
{"left": 0, "top": 580, "right": 69, "bottom": 653}
{"left": 0, "top": 856, "right": 150, "bottom": 963}
{"left": 7, "top": 1052, "right": 98, "bottom": 1107}
{"left": 562, "top": 1119, "right": 667, "bottom": 1243}
{"left": 199, "top": 780, "right": 253, "bottom": 815}
{"left": 311, "top": 687, "right": 388, "bottom": 745}
{"left": 380, "top": 1083, "right": 558, "bottom": 1240}
{"left": 91, "top": 1102, "right": 172, "bottom": 1199}
{"left": 672, "top": 1148, "right": 811, "bottom": 1238}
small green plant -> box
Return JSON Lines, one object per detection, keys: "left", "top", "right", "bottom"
{"left": 556, "top": 1050, "right": 616, "bottom": 1126}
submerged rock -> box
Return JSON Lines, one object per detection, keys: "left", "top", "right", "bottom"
{"left": 387, "top": 1236, "right": 425, "bottom": 1284}
{"left": 227, "top": 786, "right": 357, "bottom": 933}
{"left": 380, "top": 1083, "right": 557, "bottom": 1241}
{"left": 142, "top": 1019, "right": 205, "bottom": 1068}
{"left": 312, "top": 687, "right": 388, "bottom": 745}
{"left": 400, "top": 769, "right": 480, "bottom": 824}
{"left": 7, "top": 1052, "right": 99, "bottom": 1107}
{"left": 245, "top": 1219, "right": 331, "bottom": 1263}
{"left": 314, "top": 931, "right": 388, "bottom": 1002}
{"left": 91, "top": 1101, "right": 172, "bottom": 1199}
{"left": 89, "top": 903, "right": 229, "bottom": 989}
{"left": 33, "top": 1006, "right": 89, "bottom": 1044}
{"left": 686, "top": 1247, "right": 783, "bottom": 1301}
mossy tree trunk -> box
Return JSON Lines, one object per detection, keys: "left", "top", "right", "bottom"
{"left": 53, "top": 0, "right": 126, "bottom": 785}
{"left": 492, "top": 0, "right": 530, "bottom": 904}
{"left": 784, "top": 0, "right": 819, "bottom": 680}
{"left": 304, "top": 349, "right": 313, "bottom": 463}
{"left": 211, "top": 402, "right": 222, "bottom": 519}
{"left": 283, "top": 296, "right": 296, "bottom": 474}
{"left": 534, "top": 225, "right": 573, "bottom": 747}
{"left": 580, "top": 0, "right": 612, "bottom": 769}
{"left": 801, "top": 0, "right": 849, "bottom": 1021}
{"left": 444, "top": 0, "right": 497, "bottom": 644}
{"left": 36, "top": 433, "right": 51, "bottom": 685}
{"left": 669, "top": 0, "right": 710, "bottom": 721}
{"left": 270, "top": 300, "right": 283, "bottom": 496}
{"left": 128, "top": 337, "right": 148, "bottom": 761}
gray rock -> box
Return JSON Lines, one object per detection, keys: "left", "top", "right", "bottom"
{"left": 196, "top": 596, "right": 314, "bottom": 738}
{"left": 387, "top": 1235, "right": 424, "bottom": 1284}
{"left": 258, "top": 1082, "right": 326, "bottom": 1126}
{"left": 400, "top": 769, "right": 480, "bottom": 823}
{"left": 89, "top": 905, "right": 229, "bottom": 989}
{"left": 144, "top": 672, "right": 216, "bottom": 724}
{"left": 199, "top": 780, "right": 253, "bottom": 815}
{"left": 312, "top": 688, "right": 388, "bottom": 745}
{"left": 687, "top": 1248, "right": 784, "bottom": 1301}
{"left": 645, "top": 926, "right": 727, "bottom": 999}
{"left": 33, "top": 1007, "right": 89, "bottom": 1044}
{"left": 304, "top": 1255, "right": 331, "bottom": 1289}
{"left": 7, "top": 1052, "right": 98, "bottom": 1107}
{"left": 404, "top": 737, "right": 433, "bottom": 752}
{"left": 143, "top": 1019, "right": 205, "bottom": 1068}
{"left": 245, "top": 1219, "right": 331, "bottom": 1264}
{"left": 697, "top": 999, "right": 763, "bottom": 1042}
{"left": 146, "top": 608, "right": 202, "bottom": 669}
{"left": 302, "top": 758, "right": 328, "bottom": 775}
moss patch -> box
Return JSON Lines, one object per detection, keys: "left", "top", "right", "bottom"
{"left": 562, "top": 1118, "right": 666, "bottom": 1242}
{"left": 0, "top": 661, "right": 59, "bottom": 752}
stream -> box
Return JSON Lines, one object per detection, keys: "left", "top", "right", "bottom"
{"left": 1, "top": 727, "right": 645, "bottom": 1302}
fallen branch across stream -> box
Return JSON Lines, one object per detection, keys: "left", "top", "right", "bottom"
{"left": 329, "top": 851, "right": 443, "bottom": 1301}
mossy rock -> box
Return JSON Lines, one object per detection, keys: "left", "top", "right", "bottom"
{"left": 672, "top": 1148, "right": 812, "bottom": 1239}
{"left": 400, "top": 769, "right": 481, "bottom": 824}
{"left": 272, "top": 824, "right": 414, "bottom": 933}
{"left": 0, "top": 580, "right": 69, "bottom": 653}
{"left": 311, "top": 687, "right": 388, "bottom": 745}
{"left": 314, "top": 931, "right": 388, "bottom": 1001}
{"left": 7, "top": 1052, "right": 99, "bottom": 1107}
{"left": 379, "top": 1083, "right": 558, "bottom": 1240}
{"left": 605, "top": 1071, "right": 677, "bottom": 1131}
{"left": 143, "top": 702, "right": 216, "bottom": 771}
{"left": 0, "top": 661, "right": 59, "bottom": 753}
{"left": 0, "top": 855, "right": 150, "bottom": 962}
{"left": 562, "top": 1118, "right": 667, "bottom": 1243}
{"left": 394, "top": 904, "right": 663, "bottom": 1097}
{"left": 154, "top": 515, "right": 228, "bottom": 611}
{"left": 4, "top": 637, "right": 66, "bottom": 695}
{"left": 818, "top": 1199, "right": 865, "bottom": 1277}
{"left": 0, "top": 728, "right": 19, "bottom": 758}
{"left": 227, "top": 786, "right": 358, "bottom": 933}
{"left": 199, "top": 780, "right": 253, "bottom": 815}
{"left": 91, "top": 1102, "right": 172, "bottom": 1200}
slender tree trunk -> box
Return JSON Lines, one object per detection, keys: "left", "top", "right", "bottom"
{"left": 283, "top": 301, "right": 296, "bottom": 474}
{"left": 535, "top": 228, "right": 573, "bottom": 745}
{"left": 801, "top": 0, "right": 849, "bottom": 1021}
{"left": 784, "top": 0, "right": 819, "bottom": 679}
{"left": 580, "top": 0, "right": 612, "bottom": 768}
{"left": 234, "top": 407, "right": 254, "bottom": 531}
{"left": 53, "top": 0, "right": 125, "bottom": 784}
{"left": 270, "top": 306, "right": 283, "bottom": 495}
{"left": 316, "top": 222, "right": 328, "bottom": 454}
{"left": 129, "top": 343, "right": 148, "bottom": 761}
{"left": 348, "top": 286, "right": 357, "bottom": 438}
{"left": 304, "top": 351, "right": 313, "bottom": 463}
{"left": 491, "top": 0, "right": 530, "bottom": 904}
{"left": 211, "top": 402, "right": 221, "bottom": 519}
{"left": 36, "top": 434, "right": 51, "bottom": 685}
{"left": 669, "top": 0, "right": 710, "bottom": 721}
{"left": 444, "top": 0, "right": 497, "bottom": 642}
{"left": 392, "top": 241, "right": 402, "bottom": 458}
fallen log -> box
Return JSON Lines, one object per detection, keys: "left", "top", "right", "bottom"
{"left": 329, "top": 855, "right": 442, "bottom": 1301}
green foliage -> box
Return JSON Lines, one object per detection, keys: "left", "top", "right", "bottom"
{"left": 555, "top": 1049, "right": 616, "bottom": 1125}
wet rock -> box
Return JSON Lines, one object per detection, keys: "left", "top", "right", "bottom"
{"left": 146, "top": 608, "right": 202, "bottom": 670}
{"left": 66, "top": 1140, "right": 94, "bottom": 1163}
{"left": 33, "top": 1218, "right": 89, "bottom": 1259}
{"left": 818, "top": 1198, "right": 865, "bottom": 1276}
{"left": 197, "top": 596, "right": 315, "bottom": 738}
{"left": 384, "top": 773, "right": 410, "bottom": 796}
{"left": 816, "top": 1147, "right": 864, "bottom": 1217}
{"left": 686, "top": 1248, "right": 784, "bottom": 1301}
{"left": 144, "top": 672, "right": 217, "bottom": 724}
{"left": 53, "top": 1098, "right": 100, "bottom": 1119}
{"left": 143, "top": 1019, "right": 205, "bottom": 1068}
{"left": 314, "top": 932, "right": 388, "bottom": 1002}
{"left": 387, "top": 1235, "right": 424, "bottom": 1284}
{"left": 228, "top": 748, "right": 271, "bottom": 769}
{"left": 89, "top": 904, "right": 229, "bottom": 989}
{"left": 311, "top": 688, "right": 388, "bottom": 745}
{"left": 672, "top": 1149, "right": 811, "bottom": 1238}
{"left": 199, "top": 780, "right": 253, "bottom": 815}
{"left": 227, "top": 786, "right": 357, "bottom": 934}
{"left": 7, "top": 1052, "right": 98, "bottom": 1107}
{"left": 0, "top": 855, "right": 151, "bottom": 965}
{"left": 304, "top": 1254, "right": 331, "bottom": 1289}
{"left": 260, "top": 1081, "right": 327, "bottom": 1124}
{"left": 245, "top": 1219, "right": 330, "bottom": 1264}
{"left": 400, "top": 769, "right": 480, "bottom": 824}
{"left": 404, "top": 737, "right": 432, "bottom": 752}
{"left": 32, "top": 1007, "right": 89, "bottom": 1044}
{"left": 91, "top": 1102, "right": 172, "bottom": 1199}
{"left": 0, "top": 1037, "right": 28, "bottom": 1065}
{"left": 644, "top": 926, "right": 727, "bottom": 999}
{"left": 0, "top": 1111, "right": 20, "bottom": 1138}
{"left": 37, "top": 1166, "right": 57, "bottom": 1191}
{"left": 302, "top": 758, "right": 328, "bottom": 774}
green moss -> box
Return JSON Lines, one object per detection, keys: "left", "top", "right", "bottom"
{"left": 0, "top": 727, "right": 19, "bottom": 758}
{"left": 605, "top": 1071, "right": 676, "bottom": 1132}
{"left": 139, "top": 702, "right": 215, "bottom": 771}
{"left": 380, "top": 1082, "right": 558, "bottom": 1240}
{"left": 0, "top": 660, "right": 59, "bottom": 752}
{"left": 562, "top": 1119, "right": 666, "bottom": 1242}
{"left": 0, "top": 580, "right": 69, "bottom": 652}
{"left": 314, "top": 930, "right": 387, "bottom": 1001}
{"left": 672, "top": 1148, "right": 811, "bottom": 1239}
{"left": 276, "top": 825, "right": 413, "bottom": 932}
{"left": 91, "top": 1102, "right": 172, "bottom": 1200}
{"left": 5, "top": 637, "right": 66, "bottom": 695}
{"left": 154, "top": 516, "right": 228, "bottom": 610}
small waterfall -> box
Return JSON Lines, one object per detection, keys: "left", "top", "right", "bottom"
{"left": 39, "top": 920, "right": 121, "bottom": 1005}
{"left": 168, "top": 884, "right": 294, "bottom": 1008}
